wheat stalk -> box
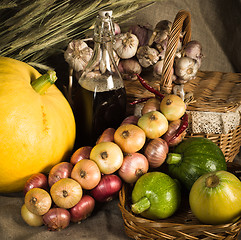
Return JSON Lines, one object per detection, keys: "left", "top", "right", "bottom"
{"left": 0, "top": 0, "right": 159, "bottom": 65}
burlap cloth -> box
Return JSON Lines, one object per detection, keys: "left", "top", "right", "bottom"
{"left": 1, "top": 0, "right": 241, "bottom": 239}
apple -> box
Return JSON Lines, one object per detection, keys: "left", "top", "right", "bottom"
{"left": 137, "top": 111, "right": 168, "bottom": 139}
{"left": 114, "top": 124, "right": 146, "bottom": 153}
{"left": 90, "top": 142, "right": 123, "bottom": 174}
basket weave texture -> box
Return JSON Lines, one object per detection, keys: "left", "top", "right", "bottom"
{"left": 124, "top": 10, "right": 241, "bottom": 162}
{"left": 119, "top": 163, "right": 241, "bottom": 240}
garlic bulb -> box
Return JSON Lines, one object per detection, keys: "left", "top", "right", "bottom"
{"left": 181, "top": 40, "right": 203, "bottom": 67}
{"left": 64, "top": 40, "right": 93, "bottom": 72}
{"left": 174, "top": 56, "right": 199, "bottom": 82}
{"left": 153, "top": 60, "right": 176, "bottom": 82}
{"left": 148, "top": 20, "right": 172, "bottom": 46}
{"left": 173, "top": 84, "right": 185, "bottom": 101}
{"left": 114, "top": 22, "right": 121, "bottom": 35}
{"left": 136, "top": 45, "right": 159, "bottom": 68}
{"left": 113, "top": 32, "right": 139, "bottom": 59}
{"left": 128, "top": 24, "right": 153, "bottom": 46}
{"left": 118, "top": 58, "right": 142, "bottom": 80}
{"left": 153, "top": 60, "right": 164, "bottom": 78}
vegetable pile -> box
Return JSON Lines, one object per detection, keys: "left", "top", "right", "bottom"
{"left": 17, "top": 17, "right": 241, "bottom": 231}
{"left": 21, "top": 86, "right": 189, "bottom": 229}
{"left": 20, "top": 68, "right": 241, "bottom": 229}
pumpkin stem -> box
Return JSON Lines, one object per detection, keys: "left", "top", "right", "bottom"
{"left": 31, "top": 70, "right": 57, "bottom": 95}
{"left": 166, "top": 153, "right": 182, "bottom": 165}
{"left": 131, "top": 196, "right": 151, "bottom": 214}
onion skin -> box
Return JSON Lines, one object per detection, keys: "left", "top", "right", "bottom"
{"left": 121, "top": 115, "right": 139, "bottom": 125}
{"left": 160, "top": 94, "right": 186, "bottom": 121}
{"left": 144, "top": 138, "right": 169, "bottom": 168}
{"left": 50, "top": 178, "right": 83, "bottom": 209}
{"left": 162, "top": 119, "right": 186, "bottom": 146}
{"left": 71, "top": 159, "right": 101, "bottom": 190}
{"left": 70, "top": 146, "right": 92, "bottom": 165}
{"left": 96, "top": 128, "right": 115, "bottom": 144}
{"left": 24, "top": 188, "right": 52, "bottom": 216}
{"left": 43, "top": 208, "right": 70, "bottom": 231}
{"left": 118, "top": 153, "right": 149, "bottom": 184}
{"left": 23, "top": 173, "right": 48, "bottom": 195}
{"left": 90, "top": 174, "right": 122, "bottom": 202}
{"left": 69, "top": 195, "right": 95, "bottom": 223}
{"left": 21, "top": 204, "right": 43, "bottom": 227}
{"left": 114, "top": 124, "right": 146, "bottom": 153}
{"left": 48, "top": 162, "right": 73, "bottom": 187}
{"left": 141, "top": 98, "right": 161, "bottom": 115}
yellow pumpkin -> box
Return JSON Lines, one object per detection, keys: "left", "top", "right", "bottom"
{"left": 0, "top": 56, "right": 76, "bottom": 193}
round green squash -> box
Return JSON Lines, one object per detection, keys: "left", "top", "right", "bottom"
{"left": 166, "top": 137, "right": 227, "bottom": 190}
{"left": 189, "top": 170, "right": 241, "bottom": 225}
{"left": 131, "top": 172, "right": 181, "bottom": 220}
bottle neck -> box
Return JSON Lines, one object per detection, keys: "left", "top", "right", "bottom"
{"left": 94, "top": 14, "right": 115, "bottom": 44}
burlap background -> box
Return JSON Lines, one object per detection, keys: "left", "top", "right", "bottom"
{"left": 1, "top": 1, "right": 241, "bottom": 239}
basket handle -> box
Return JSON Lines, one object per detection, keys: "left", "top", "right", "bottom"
{"left": 160, "top": 10, "right": 192, "bottom": 94}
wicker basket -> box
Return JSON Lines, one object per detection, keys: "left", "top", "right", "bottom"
{"left": 124, "top": 10, "right": 241, "bottom": 162}
{"left": 119, "top": 162, "right": 241, "bottom": 240}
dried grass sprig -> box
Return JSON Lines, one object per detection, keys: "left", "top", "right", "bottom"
{"left": 0, "top": 0, "right": 160, "bottom": 65}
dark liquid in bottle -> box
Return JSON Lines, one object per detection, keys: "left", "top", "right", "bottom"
{"left": 72, "top": 81, "right": 126, "bottom": 148}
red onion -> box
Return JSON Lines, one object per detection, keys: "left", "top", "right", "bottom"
{"left": 144, "top": 138, "right": 169, "bottom": 168}
{"left": 48, "top": 162, "right": 73, "bottom": 187}
{"left": 90, "top": 174, "right": 122, "bottom": 202}
{"left": 141, "top": 97, "right": 161, "bottom": 115}
{"left": 70, "top": 146, "right": 93, "bottom": 165}
{"left": 96, "top": 128, "right": 115, "bottom": 144}
{"left": 43, "top": 208, "right": 70, "bottom": 231}
{"left": 69, "top": 195, "right": 95, "bottom": 223}
{"left": 24, "top": 173, "right": 48, "bottom": 195}
{"left": 118, "top": 153, "right": 149, "bottom": 183}
{"left": 162, "top": 119, "right": 187, "bottom": 146}
{"left": 121, "top": 115, "right": 139, "bottom": 125}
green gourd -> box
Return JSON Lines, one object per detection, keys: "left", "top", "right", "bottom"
{"left": 167, "top": 137, "right": 227, "bottom": 190}
{"left": 131, "top": 172, "right": 181, "bottom": 220}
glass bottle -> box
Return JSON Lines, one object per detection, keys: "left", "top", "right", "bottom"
{"left": 73, "top": 10, "right": 126, "bottom": 147}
